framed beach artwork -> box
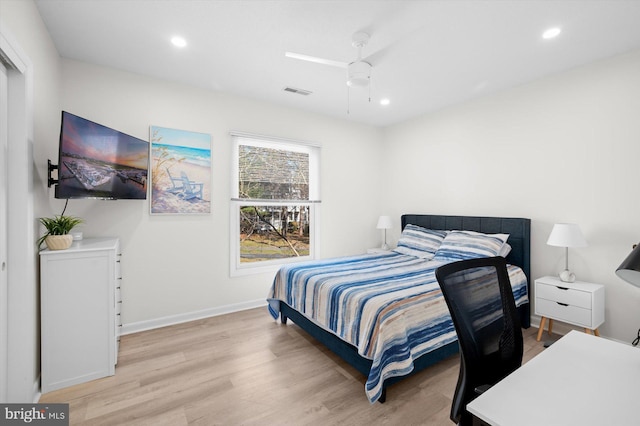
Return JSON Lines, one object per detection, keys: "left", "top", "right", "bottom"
{"left": 150, "top": 126, "right": 211, "bottom": 214}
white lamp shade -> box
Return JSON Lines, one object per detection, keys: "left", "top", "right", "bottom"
{"left": 376, "top": 215, "right": 393, "bottom": 230}
{"left": 546, "top": 223, "right": 587, "bottom": 248}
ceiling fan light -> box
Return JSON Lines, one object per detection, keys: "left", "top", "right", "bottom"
{"left": 347, "top": 76, "right": 369, "bottom": 88}
{"left": 347, "top": 61, "right": 371, "bottom": 88}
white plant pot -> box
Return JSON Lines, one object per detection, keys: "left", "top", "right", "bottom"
{"left": 45, "top": 234, "right": 73, "bottom": 250}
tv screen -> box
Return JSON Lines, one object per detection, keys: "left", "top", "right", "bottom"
{"left": 55, "top": 111, "right": 149, "bottom": 199}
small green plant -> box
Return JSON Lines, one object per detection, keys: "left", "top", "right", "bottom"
{"left": 37, "top": 215, "right": 83, "bottom": 248}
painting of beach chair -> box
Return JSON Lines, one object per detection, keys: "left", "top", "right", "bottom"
{"left": 166, "top": 168, "right": 203, "bottom": 200}
{"left": 166, "top": 167, "right": 184, "bottom": 193}
{"left": 179, "top": 171, "right": 203, "bottom": 200}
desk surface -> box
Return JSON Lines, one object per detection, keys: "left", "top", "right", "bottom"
{"left": 467, "top": 330, "right": 640, "bottom": 426}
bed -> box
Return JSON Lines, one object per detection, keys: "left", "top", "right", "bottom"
{"left": 267, "top": 214, "right": 531, "bottom": 403}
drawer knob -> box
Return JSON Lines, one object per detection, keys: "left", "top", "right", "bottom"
{"left": 556, "top": 302, "right": 569, "bottom": 307}
{"left": 556, "top": 286, "right": 569, "bottom": 291}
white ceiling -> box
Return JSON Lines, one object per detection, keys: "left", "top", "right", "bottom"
{"left": 34, "top": 0, "right": 640, "bottom": 127}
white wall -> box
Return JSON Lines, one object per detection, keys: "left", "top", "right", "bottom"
{"left": 57, "top": 59, "right": 384, "bottom": 329}
{"left": 382, "top": 49, "right": 640, "bottom": 343}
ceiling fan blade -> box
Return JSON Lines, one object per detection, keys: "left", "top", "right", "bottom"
{"left": 285, "top": 52, "right": 348, "bottom": 69}
{"left": 362, "top": 48, "right": 386, "bottom": 67}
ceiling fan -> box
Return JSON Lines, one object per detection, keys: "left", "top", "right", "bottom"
{"left": 285, "top": 32, "right": 373, "bottom": 88}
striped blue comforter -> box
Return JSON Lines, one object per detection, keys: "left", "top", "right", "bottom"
{"left": 267, "top": 251, "right": 528, "bottom": 403}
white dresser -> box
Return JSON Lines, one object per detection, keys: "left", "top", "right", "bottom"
{"left": 40, "top": 237, "right": 121, "bottom": 393}
{"left": 534, "top": 275, "right": 604, "bottom": 342}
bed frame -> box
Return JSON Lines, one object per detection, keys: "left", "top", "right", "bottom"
{"left": 278, "top": 214, "right": 531, "bottom": 402}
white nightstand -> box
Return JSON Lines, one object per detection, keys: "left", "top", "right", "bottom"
{"left": 534, "top": 276, "right": 605, "bottom": 342}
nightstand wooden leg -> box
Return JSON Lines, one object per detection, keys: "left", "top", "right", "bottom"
{"left": 594, "top": 328, "right": 600, "bottom": 337}
{"left": 548, "top": 319, "right": 554, "bottom": 336}
{"left": 585, "top": 328, "right": 591, "bottom": 335}
{"left": 537, "top": 317, "right": 547, "bottom": 342}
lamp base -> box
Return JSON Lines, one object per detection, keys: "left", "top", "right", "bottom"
{"left": 559, "top": 269, "right": 576, "bottom": 283}
{"left": 381, "top": 243, "right": 389, "bottom": 250}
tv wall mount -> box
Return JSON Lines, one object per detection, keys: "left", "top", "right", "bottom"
{"left": 47, "top": 159, "right": 58, "bottom": 187}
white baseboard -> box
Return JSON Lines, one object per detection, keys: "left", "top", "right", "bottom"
{"left": 532, "top": 314, "right": 637, "bottom": 346}
{"left": 530, "top": 313, "right": 577, "bottom": 336}
{"left": 120, "top": 299, "right": 267, "bottom": 336}
{"left": 530, "top": 313, "right": 618, "bottom": 340}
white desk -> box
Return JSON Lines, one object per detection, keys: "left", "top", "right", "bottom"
{"left": 467, "top": 330, "right": 640, "bottom": 426}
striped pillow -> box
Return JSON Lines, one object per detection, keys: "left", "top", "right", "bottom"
{"left": 498, "top": 242, "right": 512, "bottom": 258}
{"left": 393, "top": 224, "right": 447, "bottom": 259}
{"left": 433, "top": 230, "right": 509, "bottom": 261}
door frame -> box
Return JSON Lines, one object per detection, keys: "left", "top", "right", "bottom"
{"left": 0, "top": 51, "right": 8, "bottom": 405}
{"left": 0, "top": 23, "right": 36, "bottom": 403}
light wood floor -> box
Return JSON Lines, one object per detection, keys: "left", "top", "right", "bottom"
{"left": 40, "top": 308, "right": 549, "bottom": 425}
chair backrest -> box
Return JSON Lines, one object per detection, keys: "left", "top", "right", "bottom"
{"left": 180, "top": 171, "right": 193, "bottom": 194}
{"left": 166, "top": 167, "right": 182, "bottom": 189}
{"left": 435, "top": 256, "right": 523, "bottom": 425}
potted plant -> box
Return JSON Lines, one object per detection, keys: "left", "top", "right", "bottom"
{"left": 37, "top": 215, "right": 83, "bottom": 250}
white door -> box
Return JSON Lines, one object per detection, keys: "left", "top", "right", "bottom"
{"left": 0, "top": 59, "right": 8, "bottom": 402}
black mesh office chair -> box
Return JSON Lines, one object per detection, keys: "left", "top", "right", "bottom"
{"left": 435, "top": 257, "right": 523, "bottom": 426}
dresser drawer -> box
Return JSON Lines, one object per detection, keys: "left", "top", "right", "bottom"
{"left": 536, "top": 282, "right": 592, "bottom": 309}
{"left": 536, "top": 298, "right": 592, "bottom": 327}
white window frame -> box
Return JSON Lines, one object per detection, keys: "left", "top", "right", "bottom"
{"left": 230, "top": 132, "right": 321, "bottom": 277}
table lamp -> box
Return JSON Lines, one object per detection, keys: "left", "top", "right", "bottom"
{"left": 546, "top": 223, "right": 587, "bottom": 283}
{"left": 616, "top": 244, "right": 640, "bottom": 288}
{"left": 616, "top": 244, "right": 640, "bottom": 346}
{"left": 376, "top": 215, "right": 392, "bottom": 250}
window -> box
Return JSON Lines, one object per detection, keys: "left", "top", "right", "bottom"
{"left": 230, "top": 133, "right": 320, "bottom": 276}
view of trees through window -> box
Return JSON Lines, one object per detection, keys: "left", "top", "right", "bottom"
{"left": 238, "top": 144, "right": 311, "bottom": 263}
{"left": 239, "top": 205, "right": 310, "bottom": 262}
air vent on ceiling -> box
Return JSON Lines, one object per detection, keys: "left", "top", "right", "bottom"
{"left": 283, "top": 86, "right": 312, "bottom": 96}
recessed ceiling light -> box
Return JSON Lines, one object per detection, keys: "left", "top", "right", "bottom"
{"left": 542, "top": 27, "right": 561, "bottom": 40}
{"left": 380, "top": 98, "right": 390, "bottom": 106}
{"left": 171, "top": 36, "right": 187, "bottom": 48}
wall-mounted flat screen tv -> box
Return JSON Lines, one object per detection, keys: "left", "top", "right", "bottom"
{"left": 55, "top": 111, "right": 149, "bottom": 200}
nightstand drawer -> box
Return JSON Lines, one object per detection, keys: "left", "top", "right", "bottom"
{"left": 536, "top": 298, "right": 592, "bottom": 327}
{"left": 536, "top": 282, "right": 592, "bottom": 309}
